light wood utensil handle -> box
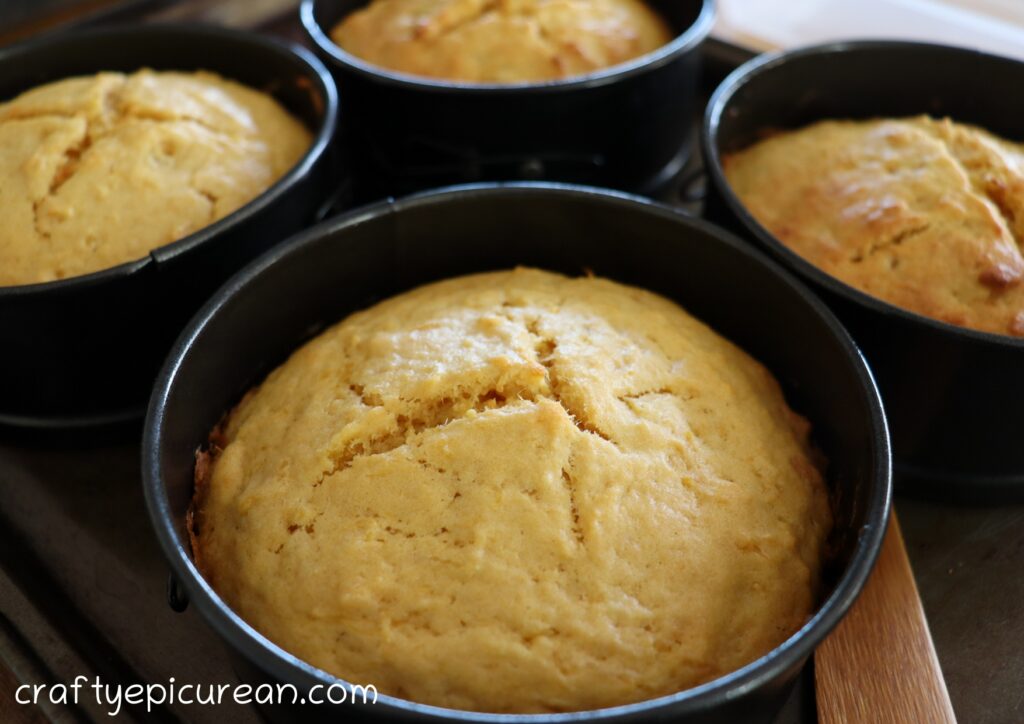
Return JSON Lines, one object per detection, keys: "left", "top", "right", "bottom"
{"left": 815, "top": 512, "right": 957, "bottom": 724}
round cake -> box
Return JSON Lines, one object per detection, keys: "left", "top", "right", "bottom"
{"left": 0, "top": 69, "right": 311, "bottom": 285}
{"left": 192, "top": 268, "right": 832, "bottom": 713}
{"left": 330, "top": 0, "right": 673, "bottom": 83}
{"left": 723, "top": 116, "right": 1024, "bottom": 337}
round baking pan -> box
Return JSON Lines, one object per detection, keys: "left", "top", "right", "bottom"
{"left": 701, "top": 40, "right": 1024, "bottom": 501}
{"left": 300, "top": 0, "right": 714, "bottom": 200}
{"left": 0, "top": 24, "right": 339, "bottom": 429}
{"left": 143, "top": 183, "right": 891, "bottom": 723}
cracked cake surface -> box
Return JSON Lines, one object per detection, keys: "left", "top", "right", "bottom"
{"left": 330, "top": 0, "right": 672, "bottom": 83}
{"left": 192, "top": 268, "right": 832, "bottom": 713}
{"left": 0, "top": 69, "right": 311, "bottom": 285}
{"left": 723, "top": 116, "right": 1024, "bottom": 337}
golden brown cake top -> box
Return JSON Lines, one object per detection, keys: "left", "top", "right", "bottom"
{"left": 193, "top": 268, "right": 832, "bottom": 713}
{"left": 0, "top": 70, "right": 312, "bottom": 286}
{"left": 330, "top": 0, "right": 673, "bottom": 83}
{"left": 723, "top": 116, "right": 1024, "bottom": 337}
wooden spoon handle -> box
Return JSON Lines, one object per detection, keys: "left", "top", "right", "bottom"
{"left": 815, "top": 512, "right": 957, "bottom": 723}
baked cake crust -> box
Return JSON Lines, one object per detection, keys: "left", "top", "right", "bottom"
{"left": 330, "top": 0, "right": 672, "bottom": 83}
{"left": 724, "top": 116, "right": 1024, "bottom": 337}
{"left": 193, "top": 268, "right": 832, "bottom": 713}
{"left": 0, "top": 70, "right": 311, "bottom": 285}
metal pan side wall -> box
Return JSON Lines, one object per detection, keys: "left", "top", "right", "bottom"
{"left": 0, "top": 24, "right": 340, "bottom": 427}
{"left": 701, "top": 41, "right": 1024, "bottom": 499}
{"left": 143, "top": 183, "right": 891, "bottom": 724}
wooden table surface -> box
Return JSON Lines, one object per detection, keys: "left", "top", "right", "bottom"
{"left": 0, "top": 2, "right": 1022, "bottom": 723}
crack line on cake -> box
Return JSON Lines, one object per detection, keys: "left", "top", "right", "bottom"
{"left": 413, "top": 0, "right": 500, "bottom": 41}
{"left": 314, "top": 384, "right": 538, "bottom": 485}
{"left": 524, "top": 316, "right": 618, "bottom": 446}
{"left": 850, "top": 223, "right": 930, "bottom": 263}
{"left": 560, "top": 463, "right": 584, "bottom": 545}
